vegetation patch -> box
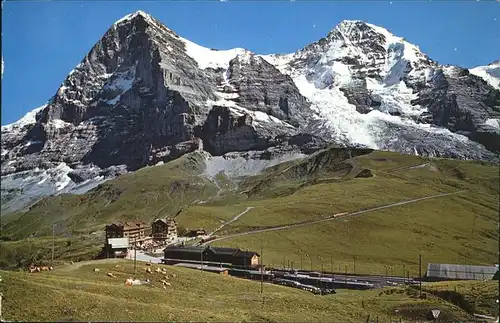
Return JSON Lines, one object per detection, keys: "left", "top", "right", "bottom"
{"left": 1, "top": 148, "right": 498, "bottom": 276}
{"left": 0, "top": 260, "right": 475, "bottom": 322}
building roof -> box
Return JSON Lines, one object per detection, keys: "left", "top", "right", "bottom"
{"left": 207, "top": 247, "right": 239, "bottom": 256}
{"left": 164, "top": 246, "right": 205, "bottom": 254}
{"left": 108, "top": 237, "right": 129, "bottom": 249}
{"left": 107, "top": 220, "right": 148, "bottom": 230}
{"left": 153, "top": 218, "right": 176, "bottom": 225}
{"left": 206, "top": 247, "right": 260, "bottom": 259}
{"left": 164, "top": 246, "right": 259, "bottom": 259}
{"left": 235, "top": 250, "right": 260, "bottom": 258}
{"left": 173, "top": 263, "right": 228, "bottom": 272}
{"left": 425, "top": 263, "right": 498, "bottom": 280}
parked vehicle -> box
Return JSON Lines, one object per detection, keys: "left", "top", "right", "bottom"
{"left": 272, "top": 278, "right": 336, "bottom": 295}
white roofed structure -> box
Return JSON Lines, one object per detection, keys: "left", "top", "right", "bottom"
{"left": 108, "top": 237, "right": 129, "bottom": 249}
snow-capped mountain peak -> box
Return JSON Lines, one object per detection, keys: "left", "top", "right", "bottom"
{"left": 114, "top": 10, "right": 156, "bottom": 25}
{"left": 281, "top": 20, "right": 434, "bottom": 85}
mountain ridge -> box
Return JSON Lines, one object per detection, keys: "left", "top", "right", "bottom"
{"left": 2, "top": 13, "right": 496, "bottom": 126}
{"left": 1, "top": 10, "right": 499, "bottom": 214}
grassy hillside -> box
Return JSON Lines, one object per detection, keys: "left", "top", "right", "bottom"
{"left": 0, "top": 259, "right": 480, "bottom": 322}
{"left": 209, "top": 152, "right": 499, "bottom": 275}
{"left": 1, "top": 152, "right": 219, "bottom": 240}
{"left": 423, "top": 280, "right": 499, "bottom": 317}
{"left": 1, "top": 148, "right": 498, "bottom": 275}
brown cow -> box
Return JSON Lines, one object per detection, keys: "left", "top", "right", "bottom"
{"left": 40, "top": 266, "right": 50, "bottom": 271}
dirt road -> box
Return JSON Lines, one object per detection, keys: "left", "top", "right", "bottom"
{"left": 207, "top": 206, "right": 255, "bottom": 236}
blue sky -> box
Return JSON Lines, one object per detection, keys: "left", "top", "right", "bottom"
{"left": 2, "top": 0, "right": 499, "bottom": 125}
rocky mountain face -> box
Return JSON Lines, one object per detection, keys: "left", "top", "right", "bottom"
{"left": 262, "top": 21, "right": 499, "bottom": 159}
{"left": 2, "top": 11, "right": 499, "bottom": 213}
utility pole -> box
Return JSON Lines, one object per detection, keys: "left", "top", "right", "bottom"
{"left": 330, "top": 256, "right": 333, "bottom": 274}
{"left": 310, "top": 258, "right": 313, "bottom": 271}
{"left": 353, "top": 256, "right": 356, "bottom": 274}
{"left": 200, "top": 249, "right": 204, "bottom": 271}
{"left": 300, "top": 257, "right": 303, "bottom": 271}
{"left": 134, "top": 237, "right": 137, "bottom": 278}
{"left": 52, "top": 224, "right": 55, "bottom": 264}
{"left": 419, "top": 254, "right": 422, "bottom": 298}
{"left": 260, "top": 241, "right": 264, "bottom": 295}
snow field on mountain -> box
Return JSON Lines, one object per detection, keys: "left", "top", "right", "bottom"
{"left": 1, "top": 105, "right": 46, "bottom": 131}
{"left": 203, "top": 151, "right": 306, "bottom": 179}
{"left": 180, "top": 37, "right": 247, "bottom": 70}
{"left": 469, "top": 62, "right": 500, "bottom": 90}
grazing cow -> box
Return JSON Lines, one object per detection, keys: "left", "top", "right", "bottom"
{"left": 28, "top": 267, "right": 37, "bottom": 273}
{"left": 163, "top": 281, "right": 171, "bottom": 287}
{"left": 171, "top": 273, "right": 176, "bottom": 278}
{"left": 124, "top": 278, "right": 133, "bottom": 286}
{"left": 155, "top": 267, "right": 162, "bottom": 273}
{"left": 40, "top": 266, "right": 49, "bottom": 271}
{"left": 107, "top": 272, "right": 115, "bottom": 278}
{"left": 146, "top": 262, "right": 152, "bottom": 266}
{"left": 94, "top": 268, "right": 100, "bottom": 272}
{"left": 145, "top": 268, "right": 152, "bottom": 274}
{"left": 164, "top": 275, "right": 169, "bottom": 280}
{"left": 49, "top": 266, "right": 54, "bottom": 271}
{"left": 70, "top": 261, "right": 74, "bottom": 265}
{"left": 35, "top": 267, "right": 41, "bottom": 272}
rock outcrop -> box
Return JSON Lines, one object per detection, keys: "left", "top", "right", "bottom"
{"left": 1, "top": 12, "right": 499, "bottom": 213}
